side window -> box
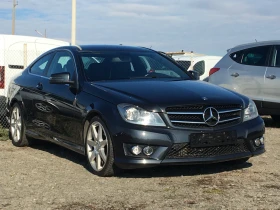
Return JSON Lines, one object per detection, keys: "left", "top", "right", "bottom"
{"left": 47, "top": 51, "right": 75, "bottom": 78}
{"left": 271, "top": 46, "right": 280, "bottom": 67}
{"left": 30, "top": 53, "right": 53, "bottom": 76}
{"left": 193, "top": 60, "right": 205, "bottom": 76}
{"left": 241, "top": 46, "right": 270, "bottom": 66}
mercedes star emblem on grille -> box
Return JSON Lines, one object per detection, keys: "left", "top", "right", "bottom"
{"left": 203, "top": 107, "right": 220, "bottom": 126}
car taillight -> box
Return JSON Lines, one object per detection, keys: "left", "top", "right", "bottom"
{"left": 209, "top": 67, "right": 220, "bottom": 76}
{"left": 0, "top": 66, "right": 4, "bottom": 89}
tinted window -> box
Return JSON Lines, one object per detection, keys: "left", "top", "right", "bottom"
{"left": 270, "top": 46, "right": 280, "bottom": 67}
{"left": 81, "top": 56, "right": 105, "bottom": 69}
{"left": 193, "top": 60, "right": 205, "bottom": 76}
{"left": 230, "top": 46, "right": 270, "bottom": 66}
{"left": 230, "top": 50, "right": 244, "bottom": 63}
{"left": 80, "top": 51, "right": 190, "bottom": 81}
{"left": 30, "top": 53, "right": 53, "bottom": 76}
{"left": 47, "top": 51, "right": 75, "bottom": 78}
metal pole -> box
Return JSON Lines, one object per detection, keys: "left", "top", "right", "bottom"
{"left": 71, "top": 0, "right": 76, "bottom": 45}
{"left": 12, "top": 0, "right": 18, "bottom": 35}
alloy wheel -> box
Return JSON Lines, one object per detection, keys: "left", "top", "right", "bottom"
{"left": 86, "top": 121, "right": 108, "bottom": 171}
{"left": 10, "top": 106, "right": 22, "bottom": 142}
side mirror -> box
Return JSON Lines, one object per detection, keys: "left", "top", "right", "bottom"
{"left": 188, "top": 70, "right": 200, "bottom": 80}
{"left": 49, "top": 72, "right": 75, "bottom": 85}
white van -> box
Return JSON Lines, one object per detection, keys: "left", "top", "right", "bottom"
{"left": 172, "top": 55, "right": 222, "bottom": 81}
{"left": 0, "top": 34, "right": 69, "bottom": 118}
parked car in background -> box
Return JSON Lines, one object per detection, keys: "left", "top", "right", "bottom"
{"left": 172, "top": 55, "right": 221, "bottom": 81}
{"left": 209, "top": 41, "right": 280, "bottom": 121}
{"left": 0, "top": 34, "right": 69, "bottom": 121}
{"left": 7, "top": 45, "right": 265, "bottom": 177}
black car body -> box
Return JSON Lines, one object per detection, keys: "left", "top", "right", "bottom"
{"left": 6, "top": 45, "right": 265, "bottom": 176}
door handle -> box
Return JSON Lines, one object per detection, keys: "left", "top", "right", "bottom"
{"left": 36, "top": 82, "right": 43, "bottom": 90}
{"left": 231, "top": 73, "right": 239, "bottom": 77}
{"left": 266, "top": 75, "right": 276, "bottom": 80}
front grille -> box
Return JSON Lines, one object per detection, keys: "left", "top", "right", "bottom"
{"left": 166, "top": 104, "right": 242, "bottom": 129}
{"left": 166, "top": 142, "right": 249, "bottom": 159}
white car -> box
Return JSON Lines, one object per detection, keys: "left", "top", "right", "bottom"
{"left": 209, "top": 40, "right": 280, "bottom": 121}
{"left": 172, "top": 55, "right": 221, "bottom": 81}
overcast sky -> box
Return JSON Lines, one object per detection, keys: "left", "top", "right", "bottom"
{"left": 0, "top": 0, "right": 279, "bottom": 55}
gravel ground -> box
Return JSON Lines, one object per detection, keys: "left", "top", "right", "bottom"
{"left": 0, "top": 116, "right": 280, "bottom": 210}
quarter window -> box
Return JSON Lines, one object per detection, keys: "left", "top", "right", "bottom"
{"left": 30, "top": 53, "right": 53, "bottom": 76}
{"left": 230, "top": 50, "right": 244, "bottom": 63}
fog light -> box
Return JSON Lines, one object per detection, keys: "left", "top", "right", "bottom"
{"left": 143, "top": 146, "right": 154, "bottom": 156}
{"left": 254, "top": 138, "right": 261, "bottom": 147}
{"left": 131, "top": 145, "right": 142, "bottom": 155}
{"left": 259, "top": 137, "right": 264, "bottom": 145}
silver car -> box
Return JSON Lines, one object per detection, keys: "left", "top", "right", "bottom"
{"left": 209, "top": 40, "right": 280, "bottom": 121}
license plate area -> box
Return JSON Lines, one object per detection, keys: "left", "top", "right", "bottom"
{"left": 190, "top": 131, "right": 237, "bottom": 148}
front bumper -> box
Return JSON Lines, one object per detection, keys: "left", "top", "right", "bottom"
{"left": 111, "top": 116, "right": 265, "bottom": 169}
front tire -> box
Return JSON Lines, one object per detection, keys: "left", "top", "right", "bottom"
{"left": 9, "top": 103, "right": 30, "bottom": 147}
{"left": 85, "top": 117, "right": 116, "bottom": 177}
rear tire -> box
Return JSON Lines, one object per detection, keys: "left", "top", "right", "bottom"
{"left": 9, "top": 103, "right": 31, "bottom": 147}
{"left": 85, "top": 116, "right": 116, "bottom": 177}
{"left": 271, "top": 115, "right": 280, "bottom": 122}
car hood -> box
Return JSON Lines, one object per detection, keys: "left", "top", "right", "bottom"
{"left": 87, "top": 79, "right": 248, "bottom": 112}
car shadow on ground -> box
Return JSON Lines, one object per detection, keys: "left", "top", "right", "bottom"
{"left": 30, "top": 140, "right": 252, "bottom": 178}
{"left": 30, "top": 140, "right": 86, "bottom": 166}
{"left": 262, "top": 116, "right": 280, "bottom": 128}
{"left": 118, "top": 162, "right": 252, "bottom": 178}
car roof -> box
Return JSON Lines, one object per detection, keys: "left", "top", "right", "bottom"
{"left": 55, "top": 45, "right": 152, "bottom": 52}
{"left": 230, "top": 40, "right": 280, "bottom": 53}
{"left": 173, "top": 55, "right": 222, "bottom": 61}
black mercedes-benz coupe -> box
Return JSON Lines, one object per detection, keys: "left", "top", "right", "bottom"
{"left": 6, "top": 45, "right": 265, "bottom": 176}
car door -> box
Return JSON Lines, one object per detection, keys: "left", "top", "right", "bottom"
{"left": 39, "top": 50, "right": 83, "bottom": 147}
{"left": 21, "top": 52, "right": 55, "bottom": 139}
{"left": 228, "top": 45, "right": 271, "bottom": 102}
{"left": 263, "top": 45, "right": 280, "bottom": 109}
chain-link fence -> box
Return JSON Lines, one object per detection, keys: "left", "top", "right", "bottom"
{"left": 0, "top": 49, "right": 46, "bottom": 128}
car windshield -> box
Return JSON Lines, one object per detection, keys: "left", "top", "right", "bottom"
{"left": 80, "top": 51, "right": 190, "bottom": 81}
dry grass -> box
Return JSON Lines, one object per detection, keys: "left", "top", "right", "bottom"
{"left": 0, "top": 126, "right": 9, "bottom": 141}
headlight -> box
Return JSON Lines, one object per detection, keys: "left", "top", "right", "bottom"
{"left": 243, "top": 100, "right": 258, "bottom": 122}
{"left": 117, "top": 104, "right": 166, "bottom": 126}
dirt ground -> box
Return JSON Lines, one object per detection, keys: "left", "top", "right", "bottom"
{"left": 0, "top": 116, "right": 280, "bottom": 210}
